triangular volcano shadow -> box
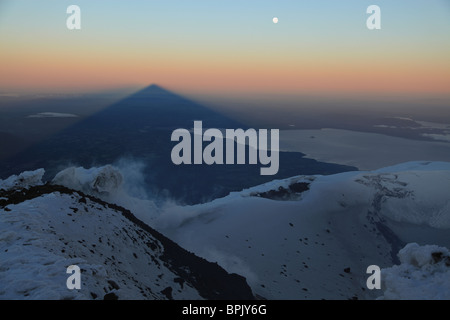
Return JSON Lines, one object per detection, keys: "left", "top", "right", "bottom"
{"left": 79, "top": 84, "right": 244, "bottom": 130}
{"left": 0, "top": 85, "right": 357, "bottom": 204}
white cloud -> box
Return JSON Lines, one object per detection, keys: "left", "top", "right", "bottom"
{"left": 27, "top": 112, "right": 78, "bottom": 118}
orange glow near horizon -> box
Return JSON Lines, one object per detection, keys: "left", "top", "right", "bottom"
{"left": 2, "top": 44, "right": 449, "bottom": 97}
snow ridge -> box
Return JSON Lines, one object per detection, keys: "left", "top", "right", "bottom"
{"left": 0, "top": 183, "right": 253, "bottom": 300}
{"left": 0, "top": 169, "right": 45, "bottom": 191}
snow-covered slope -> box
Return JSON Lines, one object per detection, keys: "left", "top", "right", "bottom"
{"left": 2, "top": 161, "right": 449, "bottom": 300}
{"left": 151, "top": 161, "right": 450, "bottom": 300}
{"left": 0, "top": 181, "right": 253, "bottom": 300}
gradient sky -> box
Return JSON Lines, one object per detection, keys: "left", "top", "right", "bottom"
{"left": 0, "top": 0, "right": 450, "bottom": 97}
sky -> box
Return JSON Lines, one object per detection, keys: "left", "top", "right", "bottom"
{"left": 0, "top": 0, "right": 450, "bottom": 98}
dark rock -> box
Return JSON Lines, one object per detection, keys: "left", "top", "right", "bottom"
{"left": 174, "top": 277, "right": 185, "bottom": 289}
{"left": 107, "top": 280, "right": 120, "bottom": 290}
{"left": 431, "top": 252, "right": 443, "bottom": 263}
{"left": 103, "top": 292, "right": 118, "bottom": 300}
{"left": 161, "top": 287, "right": 173, "bottom": 300}
{"left": 251, "top": 182, "right": 310, "bottom": 201}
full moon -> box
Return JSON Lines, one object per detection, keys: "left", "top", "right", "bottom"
{"left": 273, "top": 17, "right": 279, "bottom": 24}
